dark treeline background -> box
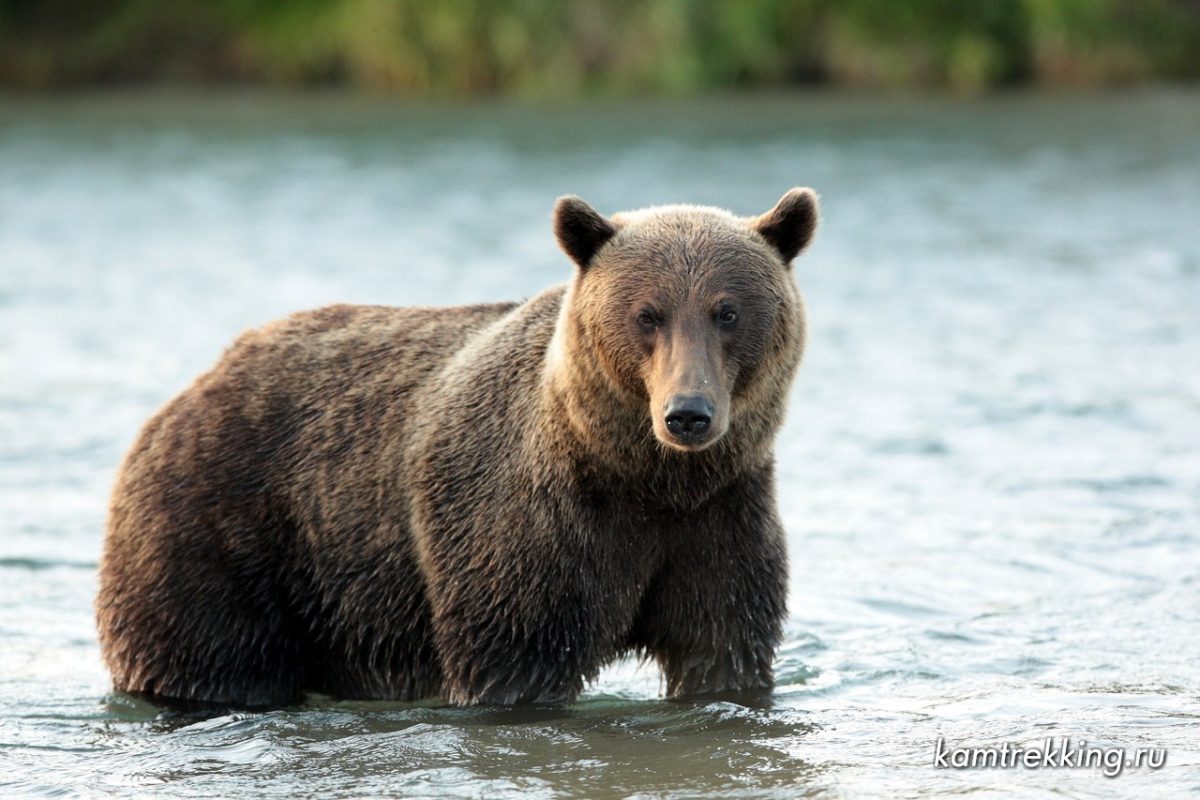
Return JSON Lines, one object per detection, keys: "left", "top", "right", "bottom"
{"left": 2, "top": 0, "right": 1199, "bottom": 94}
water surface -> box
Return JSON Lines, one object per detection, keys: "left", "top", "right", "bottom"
{"left": 1, "top": 90, "right": 1198, "bottom": 798}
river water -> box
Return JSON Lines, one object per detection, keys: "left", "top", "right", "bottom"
{"left": 1, "top": 90, "right": 1197, "bottom": 798}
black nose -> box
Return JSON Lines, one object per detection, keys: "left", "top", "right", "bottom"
{"left": 664, "top": 395, "right": 714, "bottom": 438}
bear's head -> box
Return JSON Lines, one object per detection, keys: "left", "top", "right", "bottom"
{"left": 551, "top": 189, "right": 818, "bottom": 456}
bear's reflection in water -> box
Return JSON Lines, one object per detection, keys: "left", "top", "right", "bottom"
{"left": 104, "top": 692, "right": 819, "bottom": 796}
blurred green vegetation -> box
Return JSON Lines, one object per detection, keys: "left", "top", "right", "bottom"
{"left": 2, "top": 0, "right": 1198, "bottom": 94}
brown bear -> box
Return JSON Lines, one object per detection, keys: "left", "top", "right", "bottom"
{"left": 95, "top": 188, "right": 820, "bottom": 707}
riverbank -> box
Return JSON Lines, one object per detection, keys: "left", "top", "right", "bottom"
{"left": 3, "top": 1, "right": 1199, "bottom": 94}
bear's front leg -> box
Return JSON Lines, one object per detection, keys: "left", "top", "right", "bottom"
{"left": 416, "top": 505, "right": 616, "bottom": 706}
{"left": 429, "top": 567, "right": 614, "bottom": 705}
{"left": 630, "top": 471, "right": 789, "bottom": 702}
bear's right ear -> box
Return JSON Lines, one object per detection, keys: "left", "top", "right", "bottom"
{"left": 553, "top": 195, "right": 617, "bottom": 270}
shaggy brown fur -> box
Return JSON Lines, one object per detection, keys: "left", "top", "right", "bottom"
{"left": 96, "top": 188, "right": 820, "bottom": 707}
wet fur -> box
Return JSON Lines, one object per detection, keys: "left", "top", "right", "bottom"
{"left": 96, "top": 191, "right": 818, "bottom": 707}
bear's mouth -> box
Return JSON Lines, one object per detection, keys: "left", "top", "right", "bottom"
{"left": 661, "top": 432, "right": 718, "bottom": 451}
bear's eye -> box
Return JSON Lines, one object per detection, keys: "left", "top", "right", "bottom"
{"left": 716, "top": 307, "right": 738, "bottom": 327}
{"left": 636, "top": 310, "right": 660, "bottom": 331}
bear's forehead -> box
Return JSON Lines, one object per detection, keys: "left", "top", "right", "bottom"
{"left": 604, "top": 207, "right": 773, "bottom": 272}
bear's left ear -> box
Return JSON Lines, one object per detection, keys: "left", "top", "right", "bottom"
{"left": 752, "top": 187, "right": 820, "bottom": 266}
{"left": 554, "top": 195, "right": 617, "bottom": 270}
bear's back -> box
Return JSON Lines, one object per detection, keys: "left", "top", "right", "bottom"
{"left": 234, "top": 300, "right": 526, "bottom": 503}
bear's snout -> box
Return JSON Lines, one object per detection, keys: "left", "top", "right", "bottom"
{"left": 663, "top": 394, "right": 715, "bottom": 446}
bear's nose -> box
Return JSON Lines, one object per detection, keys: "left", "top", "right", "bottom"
{"left": 664, "top": 395, "right": 714, "bottom": 438}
